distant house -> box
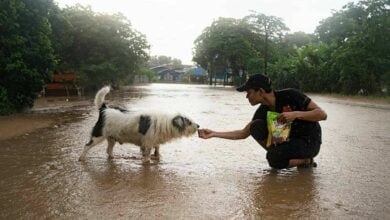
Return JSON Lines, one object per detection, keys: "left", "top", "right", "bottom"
{"left": 150, "top": 64, "right": 189, "bottom": 81}
{"left": 193, "top": 66, "right": 207, "bottom": 76}
{"left": 150, "top": 64, "right": 206, "bottom": 83}
{"left": 187, "top": 66, "right": 208, "bottom": 83}
{"left": 44, "top": 72, "right": 81, "bottom": 96}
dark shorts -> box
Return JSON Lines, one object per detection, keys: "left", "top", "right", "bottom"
{"left": 250, "top": 119, "right": 321, "bottom": 169}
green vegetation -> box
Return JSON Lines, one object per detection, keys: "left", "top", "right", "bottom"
{"left": 55, "top": 5, "right": 149, "bottom": 90}
{"left": 0, "top": 1, "right": 149, "bottom": 114}
{"left": 148, "top": 55, "right": 182, "bottom": 67}
{"left": 0, "top": 0, "right": 388, "bottom": 115}
{"left": 193, "top": 0, "right": 389, "bottom": 96}
{"left": 1, "top": 0, "right": 56, "bottom": 114}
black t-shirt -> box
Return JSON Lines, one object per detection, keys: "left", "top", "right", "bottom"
{"left": 252, "top": 88, "right": 322, "bottom": 144}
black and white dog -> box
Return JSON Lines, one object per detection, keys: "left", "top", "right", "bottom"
{"left": 79, "top": 86, "right": 199, "bottom": 163}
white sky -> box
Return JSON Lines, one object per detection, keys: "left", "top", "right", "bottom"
{"left": 56, "top": 0, "right": 357, "bottom": 65}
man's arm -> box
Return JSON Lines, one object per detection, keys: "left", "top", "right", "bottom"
{"left": 198, "top": 122, "right": 252, "bottom": 140}
{"left": 278, "top": 100, "right": 327, "bottom": 123}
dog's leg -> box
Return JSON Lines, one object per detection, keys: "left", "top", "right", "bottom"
{"left": 79, "top": 136, "right": 105, "bottom": 161}
{"left": 151, "top": 145, "right": 160, "bottom": 160}
{"left": 141, "top": 146, "right": 152, "bottom": 164}
{"left": 106, "top": 137, "right": 116, "bottom": 159}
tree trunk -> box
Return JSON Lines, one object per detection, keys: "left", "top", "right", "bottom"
{"left": 264, "top": 32, "right": 268, "bottom": 75}
{"left": 208, "top": 63, "right": 213, "bottom": 85}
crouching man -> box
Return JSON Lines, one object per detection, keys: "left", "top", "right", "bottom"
{"left": 198, "top": 74, "right": 327, "bottom": 169}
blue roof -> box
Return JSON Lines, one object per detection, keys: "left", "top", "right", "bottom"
{"left": 193, "top": 67, "right": 206, "bottom": 76}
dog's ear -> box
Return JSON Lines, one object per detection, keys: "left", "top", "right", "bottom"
{"left": 172, "top": 116, "right": 185, "bottom": 132}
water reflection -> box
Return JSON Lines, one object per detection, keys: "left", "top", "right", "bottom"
{"left": 1, "top": 84, "right": 389, "bottom": 219}
{"left": 250, "top": 169, "right": 319, "bottom": 219}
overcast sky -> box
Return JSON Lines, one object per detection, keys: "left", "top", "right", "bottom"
{"left": 56, "top": 0, "right": 357, "bottom": 64}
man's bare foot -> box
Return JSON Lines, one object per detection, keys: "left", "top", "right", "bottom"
{"left": 297, "top": 158, "right": 317, "bottom": 168}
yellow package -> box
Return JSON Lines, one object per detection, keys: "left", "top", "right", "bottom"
{"left": 266, "top": 111, "right": 291, "bottom": 147}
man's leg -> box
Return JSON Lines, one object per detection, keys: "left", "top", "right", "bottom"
{"left": 250, "top": 120, "right": 320, "bottom": 169}
{"left": 293, "top": 158, "right": 318, "bottom": 168}
{"left": 266, "top": 146, "right": 290, "bottom": 169}
{"left": 289, "top": 158, "right": 315, "bottom": 167}
{"left": 267, "top": 140, "right": 320, "bottom": 169}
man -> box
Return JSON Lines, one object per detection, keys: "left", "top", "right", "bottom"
{"left": 198, "top": 74, "right": 327, "bottom": 169}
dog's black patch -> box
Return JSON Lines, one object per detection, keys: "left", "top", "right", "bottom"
{"left": 138, "top": 115, "right": 151, "bottom": 135}
{"left": 183, "top": 117, "right": 192, "bottom": 126}
{"left": 172, "top": 115, "right": 185, "bottom": 132}
{"left": 91, "top": 104, "right": 106, "bottom": 137}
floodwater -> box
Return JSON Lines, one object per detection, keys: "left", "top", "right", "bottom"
{"left": 1, "top": 83, "right": 389, "bottom": 219}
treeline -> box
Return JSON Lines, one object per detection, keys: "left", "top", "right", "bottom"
{"left": 0, "top": 0, "right": 149, "bottom": 114}
{"left": 193, "top": 0, "right": 389, "bottom": 95}
{"left": 1, "top": 0, "right": 388, "bottom": 115}
{"left": 148, "top": 55, "right": 182, "bottom": 67}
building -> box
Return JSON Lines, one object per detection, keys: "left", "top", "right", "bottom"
{"left": 150, "top": 64, "right": 207, "bottom": 83}
{"left": 44, "top": 72, "right": 81, "bottom": 96}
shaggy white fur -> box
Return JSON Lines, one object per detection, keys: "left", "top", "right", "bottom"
{"left": 79, "top": 86, "right": 199, "bottom": 163}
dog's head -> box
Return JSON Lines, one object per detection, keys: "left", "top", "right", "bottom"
{"left": 172, "top": 115, "right": 199, "bottom": 136}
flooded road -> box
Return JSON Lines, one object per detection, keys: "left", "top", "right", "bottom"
{"left": 1, "top": 83, "right": 389, "bottom": 219}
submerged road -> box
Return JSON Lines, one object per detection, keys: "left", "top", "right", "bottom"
{"left": 0, "top": 84, "right": 389, "bottom": 219}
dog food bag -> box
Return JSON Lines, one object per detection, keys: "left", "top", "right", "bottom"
{"left": 266, "top": 111, "right": 291, "bottom": 147}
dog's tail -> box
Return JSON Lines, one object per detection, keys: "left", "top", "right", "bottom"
{"left": 94, "top": 86, "right": 110, "bottom": 108}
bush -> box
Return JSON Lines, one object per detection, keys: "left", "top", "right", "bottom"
{"left": 0, "top": 87, "right": 14, "bottom": 115}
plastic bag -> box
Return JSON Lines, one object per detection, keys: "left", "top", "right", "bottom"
{"left": 266, "top": 111, "right": 291, "bottom": 147}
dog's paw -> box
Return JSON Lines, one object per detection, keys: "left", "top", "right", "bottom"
{"left": 142, "top": 158, "right": 151, "bottom": 164}
{"left": 151, "top": 155, "right": 160, "bottom": 161}
{"left": 78, "top": 156, "right": 85, "bottom": 161}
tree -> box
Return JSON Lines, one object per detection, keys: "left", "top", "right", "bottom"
{"left": 284, "top": 32, "right": 315, "bottom": 48}
{"left": 270, "top": 0, "right": 389, "bottom": 95}
{"left": 316, "top": 0, "right": 389, "bottom": 94}
{"left": 193, "top": 17, "right": 260, "bottom": 85}
{"left": 58, "top": 5, "right": 149, "bottom": 90}
{"left": 148, "top": 55, "right": 182, "bottom": 67}
{"left": 244, "top": 12, "right": 289, "bottom": 75}
{"left": 46, "top": 0, "right": 73, "bottom": 71}
{"left": 0, "top": 0, "right": 56, "bottom": 114}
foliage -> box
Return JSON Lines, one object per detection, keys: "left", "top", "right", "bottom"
{"left": 284, "top": 32, "right": 315, "bottom": 48}
{"left": 314, "top": 0, "right": 389, "bottom": 94}
{"left": 0, "top": 0, "right": 56, "bottom": 113}
{"left": 57, "top": 5, "right": 150, "bottom": 91}
{"left": 193, "top": 0, "right": 389, "bottom": 95}
{"left": 139, "top": 67, "right": 158, "bottom": 82}
{"left": 243, "top": 12, "right": 289, "bottom": 74}
{"left": 1, "top": 0, "right": 388, "bottom": 115}
{"left": 193, "top": 17, "right": 260, "bottom": 85}
{"left": 0, "top": 86, "right": 12, "bottom": 115}
{"left": 0, "top": 1, "right": 150, "bottom": 114}
{"left": 148, "top": 55, "right": 182, "bottom": 67}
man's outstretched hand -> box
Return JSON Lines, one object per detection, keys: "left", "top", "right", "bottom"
{"left": 198, "top": 129, "right": 215, "bottom": 139}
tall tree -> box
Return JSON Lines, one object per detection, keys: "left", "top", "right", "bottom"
{"left": 148, "top": 55, "right": 182, "bottom": 67}
{"left": 0, "top": 0, "right": 56, "bottom": 114}
{"left": 193, "top": 17, "right": 259, "bottom": 85}
{"left": 284, "top": 32, "right": 315, "bottom": 48}
{"left": 316, "top": 0, "right": 389, "bottom": 94}
{"left": 244, "top": 12, "right": 289, "bottom": 75}
{"left": 58, "top": 5, "right": 150, "bottom": 90}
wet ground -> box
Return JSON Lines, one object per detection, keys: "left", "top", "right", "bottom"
{"left": 0, "top": 83, "right": 389, "bottom": 219}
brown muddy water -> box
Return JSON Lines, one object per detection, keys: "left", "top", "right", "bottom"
{"left": 0, "top": 84, "right": 389, "bottom": 219}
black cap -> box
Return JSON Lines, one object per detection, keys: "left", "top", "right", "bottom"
{"left": 236, "top": 74, "right": 272, "bottom": 92}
